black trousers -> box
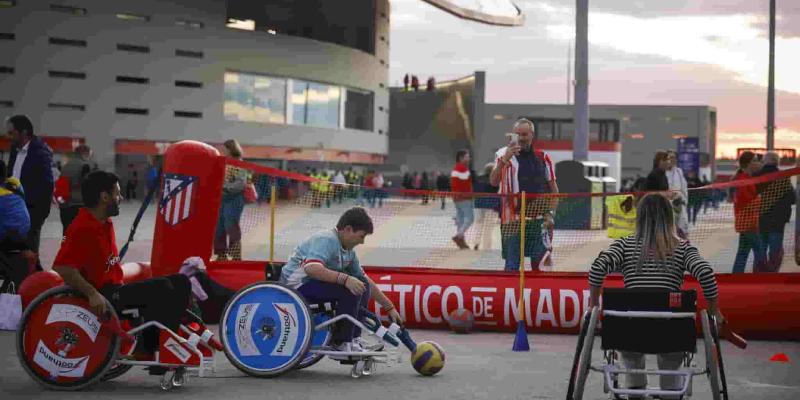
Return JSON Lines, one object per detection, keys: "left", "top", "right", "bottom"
{"left": 101, "top": 274, "right": 191, "bottom": 352}
{"left": 59, "top": 205, "right": 81, "bottom": 237}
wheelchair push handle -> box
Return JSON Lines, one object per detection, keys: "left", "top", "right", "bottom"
{"left": 715, "top": 316, "right": 747, "bottom": 350}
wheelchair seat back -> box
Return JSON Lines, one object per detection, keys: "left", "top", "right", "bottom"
{"left": 601, "top": 288, "right": 697, "bottom": 354}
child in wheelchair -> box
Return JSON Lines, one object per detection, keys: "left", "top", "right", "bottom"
{"left": 587, "top": 193, "right": 725, "bottom": 399}
{"left": 51, "top": 171, "right": 199, "bottom": 374}
{"left": 279, "top": 207, "right": 402, "bottom": 358}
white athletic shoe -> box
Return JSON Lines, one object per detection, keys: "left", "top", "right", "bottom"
{"left": 328, "top": 341, "right": 366, "bottom": 360}
{"left": 354, "top": 336, "right": 385, "bottom": 352}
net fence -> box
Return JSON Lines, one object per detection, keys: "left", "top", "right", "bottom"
{"left": 212, "top": 159, "right": 800, "bottom": 274}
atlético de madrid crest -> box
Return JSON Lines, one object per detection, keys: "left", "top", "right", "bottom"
{"left": 160, "top": 173, "right": 198, "bottom": 226}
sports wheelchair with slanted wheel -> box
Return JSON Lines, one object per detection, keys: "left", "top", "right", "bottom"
{"left": 567, "top": 289, "right": 732, "bottom": 400}
{"left": 17, "top": 286, "right": 222, "bottom": 391}
{"left": 220, "top": 277, "right": 411, "bottom": 379}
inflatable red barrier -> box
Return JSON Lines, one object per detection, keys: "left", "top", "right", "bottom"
{"left": 206, "top": 262, "right": 800, "bottom": 341}
{"left": 152, "top": 141, "right": 800, "bottom": 341}
{"left": 151, "top": 141, "right": 225, "bottom": 276}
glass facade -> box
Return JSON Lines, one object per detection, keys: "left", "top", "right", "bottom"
{"left": 345, "top": 89, "right": 373, "bottom": 131}
{"left": 224, "top": 71, "right": 372, "bottom": 131}
{"left": 223, "top": 72, "right": 286, "bottom": 124}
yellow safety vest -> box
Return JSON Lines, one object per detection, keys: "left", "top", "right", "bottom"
{"left": 606, "top": 195, "right": 636, "bottom": 239}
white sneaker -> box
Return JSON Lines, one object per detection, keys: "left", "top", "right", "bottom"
{"left": 328, "top": 341, "right": 365, "bottom": 360}
{"left": 354, "top": 336, "right": 385, "bottom": 352}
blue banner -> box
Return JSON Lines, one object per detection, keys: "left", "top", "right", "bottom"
{"left": 676, "top": 138, "right": 700, "bottom": 177}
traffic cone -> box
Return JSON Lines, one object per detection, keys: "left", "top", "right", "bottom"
{"left": 769, "top": 353, "right": 790, "bottom": 363}
{"left": 512, "top": 320, "right": 530, "bottom": 352}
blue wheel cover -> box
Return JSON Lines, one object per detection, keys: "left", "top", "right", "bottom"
{"left": 223, "top": 285, "right": 311, "bottom": 372}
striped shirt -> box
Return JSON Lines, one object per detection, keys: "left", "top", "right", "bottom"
{"left": 494, "top": 146, "right": 555, "bottom": 224}
{"left": 589, "top": 235, "right": 719, "bottom": 300}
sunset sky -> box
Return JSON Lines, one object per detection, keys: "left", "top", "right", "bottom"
{"left": 388, "top": 0, "right": 800, "bottom": 159}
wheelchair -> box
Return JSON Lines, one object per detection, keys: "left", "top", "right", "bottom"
{"left": 16, "top": 286, "right": 222, "bottom": 391}
{"left": 567, "top": 289, "right": 730, "bottom": 400}
{"left": 220, "top": 280, "right": 406, "bottom": 379}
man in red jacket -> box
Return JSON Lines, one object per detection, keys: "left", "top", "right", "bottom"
{"left": 731, "top": 151, "right": 765, "bottom": 273}
{"left": 451, "top": 149, "right": 473, "bottom": 249}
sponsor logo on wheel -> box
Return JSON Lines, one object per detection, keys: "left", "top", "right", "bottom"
{"left": 271, "top": 303, "right": 299, "bottom": 357}
{"left": 234, "top": 303, "right": 261, "bottom": 356}
{"left": 33, "top": 341, "right": 90, "bottom": 378}
{"left": 45, "top": 304, "right": 101, "bottom": 342}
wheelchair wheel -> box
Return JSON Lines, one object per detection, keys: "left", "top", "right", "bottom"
{"left": 700, "top": 310, "right": 723, "bottom": 400}
{"left": 220, "top": 282, "right": 313, "bottom": 377}
{"left": 566, "top": 310, "right": 592, "bottom": 400}
{"left": 709, "top": 317, "right": 730, "bottom": 400}
{"left": 16, "top": 286, "right": 120, "bottom": 391}
{"left": 100, "top": 363, "right": 133, "bottom": 381}
{"left": 571, "top": 306, "right": 599, "bottom": 400}
{"left": 296, "top": 312, "right": 332, "bottom": 370}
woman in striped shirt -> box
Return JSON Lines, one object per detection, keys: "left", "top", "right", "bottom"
{"left": 588, "top": 193, "right": 724, "bottom": 399}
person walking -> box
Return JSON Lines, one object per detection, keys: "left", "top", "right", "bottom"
{"left": 450, "top": 150, "right": 474, "bottom": 249}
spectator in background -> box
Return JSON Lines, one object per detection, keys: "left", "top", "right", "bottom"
{"left": 420, "top": 171, "right": 430, "bottom": 204}
{"left": 490, "top": 118, "right": 559, "bottom": 271}
{"left": 686, "top": 170, "right": 704, "bottom": 226}
{"left": 411, "top": 75, "right": 419, "bottom": 92}
{"left": 755, "top": 151, "right": 795, "bottom": 272}
{"left": 426, "top": 77, "right": 434, "bottom": 91}
{"left": 645, "top": 151, "right": 670, "bottom": 192}
{"left": 146, "top": 155, "right": 161, "bottom": 196}
{"left": 436, "top": 170, "right": 450, "bottom": 210}
{"left": 373, "top": 171, "right": 385, "bottom": 208}
{"left": 450, "top": 150, "right": 474, "bottom": 250}
{"left": 58, "top": 144, "right": 97, "bottom": 235}
{"left": 731, "top": 151, "right": 765, "bottom": 273}
{"left": 473, "top": 163, "right": 499, "bottom": 251}
{"left": 665, "top": 150, "right": 689, "bottom": 237}
{"left": 333, "top": 170, "right": 346, "bottom": 204}
{"left": 5, "top": 115, "right": 53, "bottom": 270}
{"left": 403, "top": 74, "right": 409, "bottom": 91}
{"left": 214, "top": 139, "right": 248, "bottom": 261}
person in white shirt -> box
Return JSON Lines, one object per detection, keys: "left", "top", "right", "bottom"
{"left": 332, "top": 170, "right": 346, "bottom": 203}
{"left": 665, "top": 151, "right": 689, "bottom": 238}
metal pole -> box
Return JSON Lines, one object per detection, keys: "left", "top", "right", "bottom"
{"left": 573, "top": 0, "right": 589, "bottom": 161}
{"left": 766, "top": 0, "right": 776, "bottom": 151}
{"left": 269, "top": 184, "right": 276, "bottom": 264}
{"left": 518, "top": 192, "right": 526, "bottom": 319}
{"left": 567, "top": 39, "right": 572, "bottom": 105}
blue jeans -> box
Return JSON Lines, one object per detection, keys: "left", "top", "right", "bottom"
{"left": 760, "top": 230, "right": 785, "bottom": 272}
{"left": 297, "top": 279, "right": 370, "bottom": 344}
{"left": 732, "top": 232, "right": 766, "bottom": 273}
{"left": 454, "top": 200, "right": 475, "bottom": 237}
{"left": 502, "top": 220, "right": 547, "bottom": 272}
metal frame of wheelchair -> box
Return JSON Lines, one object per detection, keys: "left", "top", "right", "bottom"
{"left": 17, "top": 286, "right": 220, "bottom": 391}
{"left": 220, "top": 282, "right": 399, "bottom": 379}
{"left": 566, "top": 289, "right": 729, "bottom": 400}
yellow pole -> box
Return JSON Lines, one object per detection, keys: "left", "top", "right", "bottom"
{"left": 518, "top": 192, "right": 526, "bottom": 320}
{"left": 269, "top": 184, "right": 276, "bottom": 265}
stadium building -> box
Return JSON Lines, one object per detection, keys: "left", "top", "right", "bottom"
{"left": 389, "top": 71, "right": 717, "bottom": 185}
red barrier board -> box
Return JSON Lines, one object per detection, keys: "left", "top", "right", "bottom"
{"left": 207, "top": 261, "right": 800, "bottom": 341}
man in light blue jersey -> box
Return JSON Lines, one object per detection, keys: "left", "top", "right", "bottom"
{"left": 280, "top": 207, "right": 402, "bottom": 354}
